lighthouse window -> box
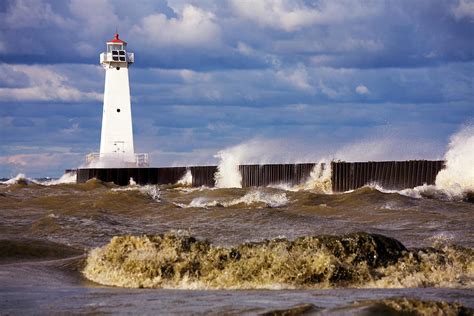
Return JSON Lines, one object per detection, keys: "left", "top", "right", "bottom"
{"left": 117, "top": 109, "right": 121, "bottom": 112}
{"left": 108, "top": 44, "right": 123, "bottom": 52}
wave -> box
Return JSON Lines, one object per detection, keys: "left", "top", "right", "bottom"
{"left": 1, "top": 173, "right": 34, "bottom": 185}
{"left": 175, "top": 190, "right": 289, "bottom": 208}
{"left": 1, "top": 172, "right": 77, "bottom": 186}
{"left": 83, "top": 232, "right": 473, "bottom": 289}
{"left": 0, "top": 239, "right": 82, "bottom": 262}
{"left": 270, "top": 161, "right": 332, "bottom": 194}
{"left": 328, "top": 298, "right": 473, "bottom": 315}
{"left": 41, "top": 172, "right": 77, "bottom": 186}
{"left": 382, "top": 125, "right": 474, "bottom": 202}
{"left": 111, "top": 185, "right": 161, "bottom": 202}
{"left": 177, "top": 169, "right": 193, "bottom": 186}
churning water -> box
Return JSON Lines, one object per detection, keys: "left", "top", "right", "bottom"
{"left": 1, "top": 127, "right": 473, "bottom": 314}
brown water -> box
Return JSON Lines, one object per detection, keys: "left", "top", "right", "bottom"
{"left": 0, "top": 178, "right": 473, "bottom": 314}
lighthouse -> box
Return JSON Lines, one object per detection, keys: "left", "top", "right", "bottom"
{"left": 87, "top": 33, "right": 148, "bottom": 167}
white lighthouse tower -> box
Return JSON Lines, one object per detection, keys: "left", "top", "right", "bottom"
{"left": 87, "top": 33, "right": 148, "bottom": 167}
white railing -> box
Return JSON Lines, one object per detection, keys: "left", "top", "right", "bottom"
{"left": 86, "top": 152, "right": 149, "bottom": 167}
{"left": 100, "top": 52, "right": 134, "bottom": 64}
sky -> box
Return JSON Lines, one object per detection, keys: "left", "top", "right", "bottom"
{"left": 0, "top": 0, "right": 473, "bottom": 178}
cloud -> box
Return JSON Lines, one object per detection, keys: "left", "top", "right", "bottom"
{"left": 230, "top": 0, "right": 375, "bottom": 31}
{"left": 131, "top": 5, "right": 220, "bottom": 47}
{"left": 317, "top": 80, "right": 338, "bottom": 98}
{"left": 355, "top": 84, "right": 369, "bottom": 95}
{"left": 0, "top": 0, "right": 473, "bottom": 178}
{"left": 276, "top": 64, "right": 312, "bottom": 91}
{"left": 2, "top": 0, "right": 69, "bottom": 29}
{"left": 0, "top": 150, "right": 84, "bottom": 178}
{"left": 334, "top": 137, "right": 442, "bottom": 162}
{"left": 0, "top": 64, "right": 102, "bottom": 102}
{"left": 452, "top": 0, "right": 474, "bottom": 20}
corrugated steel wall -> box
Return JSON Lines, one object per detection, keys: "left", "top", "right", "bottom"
{"left": 76, "top": 167, "right": 187, "bottom": 186}
{"left": 239, "top": 163, "right": 317, "bottom": 187}
{"left": 190, "top": 166, "right": 218, "bottom": 187}
{"left": 75, "top": 160, "right": 445, "bottom": 191}
{"left": 331, "top": 160, "right": 445, "bottom": 192}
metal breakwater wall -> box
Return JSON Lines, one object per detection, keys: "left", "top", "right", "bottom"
{"left": 332, "top": 160, "right": 445, "bottom": 192}
{"left": 239, "top": 163, "right": 318, "bottom": 187}
{"left": 76, "top": 160, "right": 445, "bottom": 191}
{"left": 76, "top": 167, "right": 187, "bottom": 186}
{"left": 190, "top": 166, "right": 218, "bottom": 187}
{"left": 189, "top": 163, "right": 319, "bottom": 187}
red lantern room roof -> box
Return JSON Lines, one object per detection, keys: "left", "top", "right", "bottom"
{"left": 107, "top": 33, "right": 127, "bottom": 45}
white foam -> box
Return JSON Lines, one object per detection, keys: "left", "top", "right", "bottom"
{"left": 434, "top": 125, "right": 474, "bottom": 198}
{"left": 177, "top": 169, "right": 193, "bottom": 186}
{"left": 361, "top": 125, "right": 474, "bottom": 201}
{"left": 2, "top": 172, "right": 77, "bottom": 186}
{"left": 301, "top": 161, "right": 332, "bottom": 193}
{"left": 214, "top": 147, "right": 243, "bottom": 188}
{"left": 213, "top": 139, "right": 320, "bottom": 189}
{"left": 269, "top": 162, "right": 332, "bottom": 194}
{"left": 224, "top": 190, "right": 288, "bottom": 208}
{"left": 111, "top": 184, "right": 161, "bottom": 202}
{"left": 1, "top": 173, "right": 32, "bottom": 185}
{"left": 176, "top": 190, "right": 289, "bottom": 209}
{"left": 42, "top": 172, "right": 77, "bottom": 185}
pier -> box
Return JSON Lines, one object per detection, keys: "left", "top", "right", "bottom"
{"left": 75, "top": 160, "right": 445, "bottom": 192}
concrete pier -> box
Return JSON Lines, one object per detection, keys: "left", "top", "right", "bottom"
{"left": 75, "top": 160, "right": 445, "bottom": 192}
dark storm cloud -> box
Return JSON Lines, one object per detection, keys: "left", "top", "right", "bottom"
{"left": 1, "top": 1, "right": 472, "bottom": 69}
{"left": 0, "top": 0, "right": 473, "bottom": 177}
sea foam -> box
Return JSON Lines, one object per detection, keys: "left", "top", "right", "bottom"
{"left": 83, "top": 232, "right": 473, "bottom": 290}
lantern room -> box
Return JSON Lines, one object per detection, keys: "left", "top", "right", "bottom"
{"left": 107, "top": 33, "right": 126, "bottom": 61}
{"left": 100, "top": 33, "right": 134, "bottom": 65}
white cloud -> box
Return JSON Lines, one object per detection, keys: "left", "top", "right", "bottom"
{"left": 318, "top": 80, "right": 338, "bottom": 98}
{"left": 179, "top": 69, "right": 212, "bottom": 82}
{"left": 3, "top": 0, "right": 69, "bottom": 29}
{"left": 335, "top": 138, "right": 441, "bottom": 161}
{"left": 0, "top": 64, "right": 102, "bottom": 102}
{"left": 0, "top": 152, "right": 79, "bottom": 169}
{"left": 68, "top": 0, "right": 120, "bottom": 38}
{"left": 355, "top": 84, "right": 370, "bottom": 95}
{"left": 277, "top": 64, "right": 312, "bottom": 91}
{"left": 131, "top": 5, "right": 220, "bottom": 47}
{"left": 237, "top": 42, "right": 254, "bottom": 56}
{"left": 230, "top": 0, "right": 376, "bottom": 31}
{"left": 452, "top": 0, "right": 474, "bottom": 20}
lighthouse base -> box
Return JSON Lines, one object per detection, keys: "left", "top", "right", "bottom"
{"left": 85, "top": 153, "right": 149, "bottom": 168}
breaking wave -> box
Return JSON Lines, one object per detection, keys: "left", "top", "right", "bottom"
{"left": 83, "top": 232, "right": 473, "bottom": 289}
{"left": 362, "top": 125, "right": 474, "bottom": 202}
{"left": 1, "top": 172, "right": 77, "bottom": 186}
{"left": 41, "top": 172, "right": 77, "bottom": 186}
{"left": 175, "top": 190, "right": 289, "bottom": 208}
{"left": 111, "top": 185, "right": 161, "bottom": 202}
{"left": 274, "top": 161, "right": 332, "bottom": 194}
{"left": 177, "top": 169, "right": 193, "bottom": 186}
{"left": 1, "top": 173, "right": 34, "bottom": 185}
